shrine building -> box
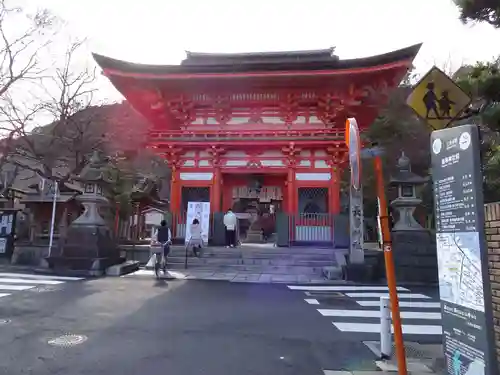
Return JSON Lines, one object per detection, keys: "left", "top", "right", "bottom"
{"left": 93, "top": 44, "right": 421, "bottom": 246}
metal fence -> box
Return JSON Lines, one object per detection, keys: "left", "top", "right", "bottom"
{"left": 275, "top": 213, "right": 350, "bottom": 248}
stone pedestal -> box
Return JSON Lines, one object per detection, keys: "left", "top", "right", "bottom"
{"left": 391, "top": 231, "right": 438, "bottom": 283}
{"left": 48, "top": 195, "right": 121, "bottom": 275}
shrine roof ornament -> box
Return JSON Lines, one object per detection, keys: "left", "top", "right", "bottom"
{"left": 182, "top": 48, "right": 338, "bottom": 66}
{"left": 92, "top": 44, "right": 422, "bottom": 77}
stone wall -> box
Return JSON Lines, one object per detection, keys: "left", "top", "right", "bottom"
{"left": 484, "top": 202, "right": 500, "bottom": 361}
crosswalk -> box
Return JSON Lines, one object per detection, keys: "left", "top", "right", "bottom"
{"left": 0, "top": 272, "right": 83, "bottom": 298}
{"left": 287, "top": 284, "right": 443, "bottom": 338}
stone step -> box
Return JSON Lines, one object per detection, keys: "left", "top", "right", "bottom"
{"left": 122, "top": 244, "right": 341, "bottom": 255}
{"left": 167, "top": 256, "right": 334, "bottom": 267}
{"left": 168, "top": 264, "right": 324, "bottom": 278}
{"left": 168, "top": 248, "right": 338, "bottom": 257}
{"left": 167, "top": 262, "right": 323, "bottom": 275}
{"left": 169, "top": 253, "right": 336, "bottom": 264}
{"left": 171, "top": 245, "right": 339, "bottom": 253}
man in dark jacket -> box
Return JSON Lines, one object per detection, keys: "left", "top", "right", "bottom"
{"left": 156, "top": 220, "right": 172, "bottom": 269}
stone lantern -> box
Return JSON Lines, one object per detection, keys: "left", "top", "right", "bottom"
{"left": 51, "top": 151, "right": 121, "bottom": 275}
{"left": 72, "top": 151, "right": 112, "bottom": 226}
{"left": 389, "top": 152, "right": 429, "bottom": 231}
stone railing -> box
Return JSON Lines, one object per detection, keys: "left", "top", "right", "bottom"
{"left": 484, "top": 202, "right": 500, "bottom": 361}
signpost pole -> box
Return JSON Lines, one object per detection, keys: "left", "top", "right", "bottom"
{"left": 374, "top": 155, "right": 407, "bottom": 375}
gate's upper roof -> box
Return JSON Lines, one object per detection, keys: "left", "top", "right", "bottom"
{"left": 93, "top": 44, "right": 421, "bottom": 76}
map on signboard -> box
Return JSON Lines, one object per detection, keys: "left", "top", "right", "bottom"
{"left": 437, "top": 231, "right": 484, "bottom": 312}
{"left": 406, "top": 66, "right": 471, "bottom": 130}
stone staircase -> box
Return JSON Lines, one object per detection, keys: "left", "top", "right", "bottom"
{"left": 166, "top": 244, "right": 340, "bottom": 277}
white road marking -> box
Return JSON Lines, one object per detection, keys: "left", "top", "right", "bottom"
{"left": 0, "top": 284, "right": 36, "bottom": 291}
{"left": 0, "top": 278, "right": 63, "bottom": 285}
{"left": 124, "top": 269, "right": 155, "bottom": 277}
{"left": 287, "top": 285, "right": 409, "bottom": 292}
{"left": 356, "top": 300, "right": 441, "bottom": 308}
{"left": 305, "top": 299, "right": 320, "bottom": 305}
{"left": 318, "top": 309, "right": 441, "bottom": 320}
{"left": 345, "top": 292, "right": 430, "bottom": 299}
{"left": 332, "top": 322, "right": 442, "bottom": 335}
{"left": 0, "top": 273, "right": 83, "bottom": 281}
{"left": 0, "top": 293, "right": 10, "bottom": 298}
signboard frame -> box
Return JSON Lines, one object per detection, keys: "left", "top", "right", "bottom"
{"left": 430, "top": 124, "right": 497, "bottom": 375}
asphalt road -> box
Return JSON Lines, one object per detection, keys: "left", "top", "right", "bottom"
{"left": 0, "top": 275, "right": 389, "bottom": 375}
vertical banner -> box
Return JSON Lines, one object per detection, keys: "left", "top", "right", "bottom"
{"left": 185, "top": 201, "right": 211, "bottom": 244}
{"left": 346, "top": 118, "right": 364, "bottom": 263}
{"left": 430, "top": 124, "right": 497, "bottom": 375}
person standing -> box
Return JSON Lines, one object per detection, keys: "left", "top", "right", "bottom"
{"left": 223, "top": 209, "right": 237, "bottom": 248}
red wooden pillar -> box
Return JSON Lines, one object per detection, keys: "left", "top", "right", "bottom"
{"left": 212, "top": 167, "right": 221, "bottom": 212}
{"left": 208, "top": 147, "right": 225, "bottom": 213}
{"left": 286, "top": 167, "right": 296, "bottom": 245}
{"left": 169, "top": 166, "right": 181, "bottom": 237}
{"left": 330, "top": 166, "right": 341, "bottom": 214}
{"left": 286, "top": 168, "right": 295, "bottom": 214}
{"left": 283, "top": 143, "right": 298, "bottom": 214}
{"left": 170, "top": 166, "right": 180, "bottom": 213}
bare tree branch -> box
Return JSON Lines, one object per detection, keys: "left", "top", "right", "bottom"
{"left": 1, "top": 38, "right": 100, "bottom": 187}
{"left": 0, "top": 1, "right": 54, "bottom": 97}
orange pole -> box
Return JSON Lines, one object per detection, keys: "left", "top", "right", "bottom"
{"left": 374, "top": 155, "right": 407, "bottom": 375}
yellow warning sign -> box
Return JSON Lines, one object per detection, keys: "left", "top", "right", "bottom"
{"left": 406, "top": 66, "right": 471, "bottom": 130}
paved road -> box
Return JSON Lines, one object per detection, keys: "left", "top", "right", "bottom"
{"left": 0, "top": 275, "right": 386, "bottom": 375}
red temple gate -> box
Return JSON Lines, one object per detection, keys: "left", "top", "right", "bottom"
{"left": 94, "top": 45, "right": 421, "bottom": 246}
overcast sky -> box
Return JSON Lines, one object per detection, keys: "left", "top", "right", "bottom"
{"left": 21, "top": 0, "right": 500, "bottom": 102}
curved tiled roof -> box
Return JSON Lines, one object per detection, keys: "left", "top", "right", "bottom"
{"left": 93, "top": 44, "right": 421, "bottom": 75}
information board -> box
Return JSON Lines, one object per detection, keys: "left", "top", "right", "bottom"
{"left": 185, "top": 201, "right": 211, "bottom": 245}
{"left": 430, "top": 124, "right": 497, "bottom": 375}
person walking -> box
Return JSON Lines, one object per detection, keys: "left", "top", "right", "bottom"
{"left": 223, "top": 209, "right": 237, "bottom": 248}
{"left": 155, "top": 220, "right": 172, "bottom": 271}
{"left": 188, "top": 218, "right": 203, "bottom": 257}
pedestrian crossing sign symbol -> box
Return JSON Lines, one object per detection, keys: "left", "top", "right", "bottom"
{"left": 406, "top": 66, "right": 471, "bottom": 130}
